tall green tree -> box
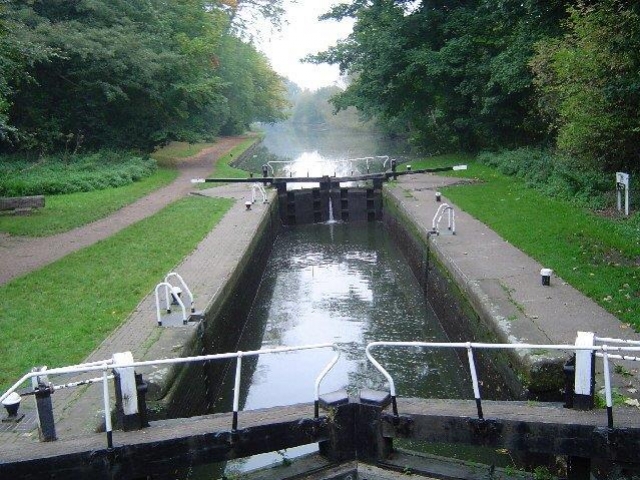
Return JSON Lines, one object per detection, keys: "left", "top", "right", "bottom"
{"left": 0, "top": 0, "right": 288, "bottom": 153}
{"left": 531, "top": 0, "right": 640, "bottom": 172}
{"left": 216, "top": 34, "right": 287, "bottom": 134}
{"left": 310, "top": 0, "right": 567, "bottom": 152}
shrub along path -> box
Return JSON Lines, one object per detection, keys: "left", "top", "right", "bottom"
{"left": 0, "top": 136, "right": 249, "bottom": 285}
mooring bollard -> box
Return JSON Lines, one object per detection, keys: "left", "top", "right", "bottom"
{"left": 540, "top": 268, "right": 552, "bottom": 286}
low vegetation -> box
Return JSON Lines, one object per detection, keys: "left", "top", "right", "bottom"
{"left": 210, "top": 136, "right": 260, "bottom": 179}
{"left": 0, "top": 168, "right": 177, "bottom": 237}
{"left": 0, "top": 151, "right": 157, "bottom": 197}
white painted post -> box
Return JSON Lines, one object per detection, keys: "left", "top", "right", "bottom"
{"left": 112, "top": 352, "right": 138, "bottom": 419}
{"left": 616, "top": 172, "right": 630, "bottom": 216}
{"left": 574, "top": 331, "right": 595, "bottom": 409}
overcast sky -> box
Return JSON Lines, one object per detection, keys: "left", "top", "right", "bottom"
{"left": 257, "top": 1, "right": 354, "bottom": 91}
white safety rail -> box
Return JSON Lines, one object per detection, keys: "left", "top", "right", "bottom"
{"left": 595, "top": 336, "right": 640, "bottom": 362}
{"left": 366, "top": 339, "right": 640, "bottom": 427}
{"left": 265, "top": 156, "right": 391, "bottom": 178}
{"left": 431, "top": 203, "right": 455, "bottom": 235}
{"left": 164, "top": 272, "right": 195, "bottom": 314}
{"left": 0, "top": 344, "right": 339, "bottom": 449}
{"left": 154, "top": 282, "right": 187, "bottom": 326}
{"left": 251, "top": 182, "right": 268, "bottom": 204}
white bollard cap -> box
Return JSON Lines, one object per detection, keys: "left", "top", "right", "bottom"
{"left": 2, "top": 392, "right": 21, "bottom": 407}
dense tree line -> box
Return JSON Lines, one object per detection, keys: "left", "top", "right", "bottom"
{"left": 311, "top": 0, "right": 640, "bottom": 173}
{"left": 0, "top": 0, "right": 287, "bottom": 153}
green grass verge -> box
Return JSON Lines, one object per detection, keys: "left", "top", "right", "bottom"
{"left": 0, "top": 195, "right": 234, "bottom": 391}
{"left": 211, "top": 136, "right": 260, "bottom": 179}
{"left": 410, "top": 154, "right": 640, "bottom": 330}
{"left": 194, "top": 136, "right": 261, "bottom": 190}
{"left": 150, "top": 142, "right": 217, "bottom": 166}
{"left": 0, "top": 168, "right": 178, "bottom": 237}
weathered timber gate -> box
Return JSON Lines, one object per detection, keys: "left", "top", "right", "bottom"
{"left": 2, "top": 394, "right": 640, "bottom": 479}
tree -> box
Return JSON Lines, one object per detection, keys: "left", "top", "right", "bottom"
{"left": 309, "top": 0, "right": 568, "bottom": 152}
{"left": 0, "top": 0, "right": 288, "bottom": 152}
{"left": 217, "top": 34, "right": 288, "bottom": 134}
{"left": 531, "top": 0, "right": 640, "bottom": 172}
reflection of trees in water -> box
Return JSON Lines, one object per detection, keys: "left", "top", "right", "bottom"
{"left": 261, "top": 122, "right": 412, "bottom": 160}
{"left": 234, "top": 223, "right": 474, "bottom": 405}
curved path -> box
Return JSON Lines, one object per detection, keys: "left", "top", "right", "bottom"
{"left": 0, "top": 136, "right": 249, "bottom": 286}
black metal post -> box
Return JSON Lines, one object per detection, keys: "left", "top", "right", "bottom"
{"left": 34, "top": 384, "right": 57, "bottom": 442}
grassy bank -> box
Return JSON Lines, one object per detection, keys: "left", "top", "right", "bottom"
{"left": 211, "top": 136, "right": 260, "bottom": 179}
{"left": 0, "top": 195, "right": 233, "bottom": 391}
{"left": 151, "top": 141, "right": 217, "bottom": 166}
{"left": 0, "top": 168, "right": 177, "bottom": 236}
{"left": 408, "top": 154, "right": 639, "bottom": 330}
{"left": 0, "top": 136, "right": 257, "bottom": 237}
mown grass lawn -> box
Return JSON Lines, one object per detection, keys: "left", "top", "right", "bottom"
{"left": 0, "top": 168, "right": 177, "bottom": 236}
{"left": 0, "top": 195, "right": 233, "bottom": 391}
{"left": 409, "top": 155, "right": 640, "bottom": 330}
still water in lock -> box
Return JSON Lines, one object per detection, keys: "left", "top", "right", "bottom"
{"left": 236, "top": 222, "right": 471, "bottom": 406}
{"left": 215, "top": 222, "right": 473, "bottom": 475}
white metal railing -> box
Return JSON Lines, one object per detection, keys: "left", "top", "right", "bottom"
{"left": 164, "top": 272, "right": 195, "bottom": 314}
{"left": 595, "top": 336, "right": 640, "bottom": 362}
{"left": 0, "top": 343, "right": 339, "bottom": 448}
{"left": 4, "top": 336, "right": 639, "bottom": 448}
{"left": 155, "top": 282, "right": 187, "bottom": 325}
{"left": 431, "top": 203, "right": 455, "bottom": 235}
{"left": 251, "top": 182, "right": 268, "bottom": 204}
{"left": 366, "top": 340, "right": 640, "bottom": 427}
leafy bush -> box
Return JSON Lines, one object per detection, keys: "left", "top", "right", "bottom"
{"left": 0, "top": 151, "right": 157, "bottom": 196}
{"left": 477, "top": 148, "right": 635, "bottom": 210}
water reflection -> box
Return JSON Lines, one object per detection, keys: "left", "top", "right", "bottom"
{"left": 236, "top": 223, "right": 472, "bottom": 413}
{"left": 235, "top": 123, "right": 413, "bottom": 185}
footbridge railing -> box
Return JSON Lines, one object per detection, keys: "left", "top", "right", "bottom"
{"left": 191, "top": 162, "right": 468, "bottom": 186}
{"left": 2, "top": 334, "right": 640, "bottom": 479}
{"left": 2, "top": 332, "right": 638, "bottom": 447}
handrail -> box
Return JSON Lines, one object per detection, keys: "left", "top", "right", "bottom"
{"left": 0, "top": 343, "right": 339, "bottom": 447}
{"left": 155, "top": 281, "right": 187, "bottom": 325}
{"left": 314, "top": 352, "right": 341, "bottom": 417}
{"left": 366, "top": 340, "right": 640, "bottom": 426}
{"left": 431, "top": 203, "right": 455, "bottom": 234}
{"left": 164, "top": 272, "right": 195, "bottom": 313}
